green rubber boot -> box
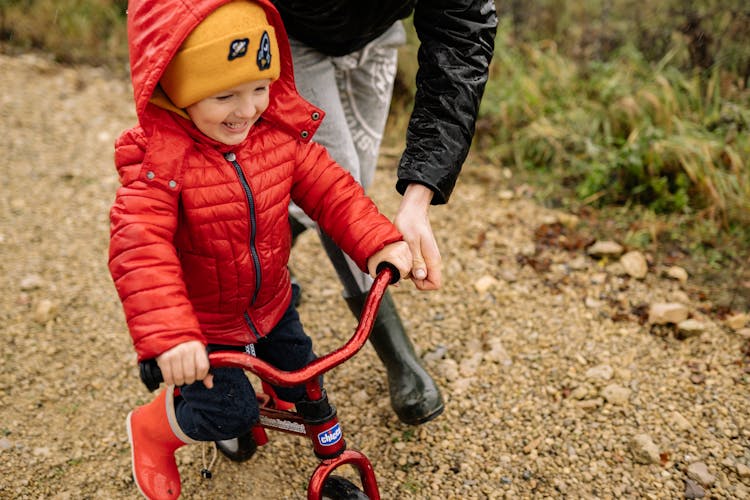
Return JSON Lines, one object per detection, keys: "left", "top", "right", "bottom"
{"left": 345, "top": 291, "right": 444, "bottom": 425}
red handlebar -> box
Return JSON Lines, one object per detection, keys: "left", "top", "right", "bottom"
{"left": 208, "top": 266, "right": 395, "bottom": 387}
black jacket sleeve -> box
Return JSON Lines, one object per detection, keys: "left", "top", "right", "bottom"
{"left": 396, "top": 0, "right": 497, "bottom": 204}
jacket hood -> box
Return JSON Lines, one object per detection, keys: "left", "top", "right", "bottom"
{"left": 126, "top": 0, "right": 321, "bottom": 139}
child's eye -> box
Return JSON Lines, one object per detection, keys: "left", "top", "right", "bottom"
{"left": 254, "top": 85, "right": 268, "bottom": 93}
{"left": 215, "top": 94, "right": 233, "bottom": 101}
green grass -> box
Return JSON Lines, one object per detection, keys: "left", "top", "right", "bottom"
{"left": 476, "top": 24, "right": 750, "bottom": 229}
{"left": 0, "top": 0, "right": 128, "bottom": 67}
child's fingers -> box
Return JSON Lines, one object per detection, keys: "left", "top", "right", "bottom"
{"left": 203, "top": 373, "right": 214, "bottom": 389}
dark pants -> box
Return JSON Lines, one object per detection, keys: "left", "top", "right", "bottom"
{"left": 175, "top": 301, "right": 315, "bottom": 441}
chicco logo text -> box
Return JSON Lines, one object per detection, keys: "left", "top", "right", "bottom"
{"left": 317, "top": 423, "right": 342, "bottom": 446}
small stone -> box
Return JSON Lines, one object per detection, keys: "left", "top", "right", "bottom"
{"left": 33, "top": 299, "right": 58, "bottom": 324}
{"left": 584, "top": 297, "right": 603, "bottom": 309}
{"left": 484, "top": 339, "right": 512, "bottom": 366}
{"left": 499, "top": 269, "right": 518, "bottom": 282}
{"left": 737, "top": 328, "right": 750, "bottom": 340}
{"left": 498, "top": 190, "right": 514, "bottom": 200}
{"left": 648, "top": 303, "right": 689, "bottom": 324}
{"left": 459, "top": 353, "right": 483, "bottom": 377}
{"left": 556, "top": 212, "right": 579, "bottom": 229}
{"left": 474, "top": 275, "right": 499, "bottom": 293}
{"left": 423, "top": 345, "right": 448, "bottom": 363}
{"left": 568, "top": 255, "right": 588, "bottom": 271}
{"left": 587, "top": 240, "right": 624, "bottom": 258}
{"left": 451, "top": 377, "right": 473, "bottom": 394}
{"left": 676, "top": 319, "right": 706, "bottom": 339}
{"left": 736, "top": 463, "right": 750, "bottom": 478}
{"left": 569, "top": 385, "right": 591, "bottom": 400}
{"left": 620, "top": 250, "right": 648, "bottom": 279}
{"left": 684, "top": 478, "right": 706, "bottom": 499}
{"left": 350, "top": 389, "right": 369, "bottom": 406}
{"left": 20, "top": 274, "right": 44, "bottom": 291}
{"left": 439, "top": 358, "right": 459, "bottom": 382}
{"left": 630, "top": 433, "right": 660, "bottom": 464}
{"left": 576, "top": 398, "right": 603, "bottom": 411}
{"left": 0, "top": 438, "right": 12, "bottom": 451}
{"left": 665, "top": 266, "right": 689, "bottom": 283}
{"left": 585, "top": 364, "right": 614, "bottom": 381}
{"left": 686, "top": 461, "right": 716, "bottom": 487}
{"left": 601, "top": 384, "right": 631, "bottom": 405}
{"left": 668, "top": 411, "right": 692, "bottom": 432}
{"left": 32, "top": 446, "right": 52, "bottom": 457}
{"left": 726, "top": 313, "right": 749, "bottom": 331}
{"left": 590, "top": 272, "right": 608, "bottom": 284}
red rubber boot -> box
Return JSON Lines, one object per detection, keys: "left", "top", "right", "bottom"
{"left": 126, "top": 389, "right": 197, "bottom": 499}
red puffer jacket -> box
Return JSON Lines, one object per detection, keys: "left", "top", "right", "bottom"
{"left": 109, "top": 0, "right": 402, "bottom": 361}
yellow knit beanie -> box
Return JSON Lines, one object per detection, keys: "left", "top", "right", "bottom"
{"left": 160, "top": 1, "right": 280, "bottom": 108}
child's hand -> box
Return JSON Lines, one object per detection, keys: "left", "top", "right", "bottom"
{"left": 367, "top": 241, "right": 412, "bottom": 282}
{"left": 156, "top": 340, "right": 213, "bottom": 389}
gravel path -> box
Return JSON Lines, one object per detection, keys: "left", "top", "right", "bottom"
{"left": 1, "top": 52, "right": 749, "bottom": 499}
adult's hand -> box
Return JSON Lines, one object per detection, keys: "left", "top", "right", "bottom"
{"left": 393, "top": 183, "right": 442, "bottom": 290}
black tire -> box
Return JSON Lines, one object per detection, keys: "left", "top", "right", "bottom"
{"left": 215, "top": 431, "right": 258, "bottom": 462}
{"left": 321, "top": 475, "right": 369, "bottom": 500}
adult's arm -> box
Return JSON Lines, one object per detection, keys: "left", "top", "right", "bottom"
{"left": 396, "top": 0, "right": 497, "bottom": 205}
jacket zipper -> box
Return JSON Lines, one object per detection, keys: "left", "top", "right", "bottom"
{"left": 225, "top": 151, "right": 261, "bottom": 340}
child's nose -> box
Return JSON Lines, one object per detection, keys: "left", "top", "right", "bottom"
{"left": 236, "top": 97, "right": 259, "bottom": 118}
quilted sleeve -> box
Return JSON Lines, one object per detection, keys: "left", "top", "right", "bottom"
{"left": 290, "top": 142, "right": 403, "bottom": 271}
{"left": 109, "top": 130, "right": 203, "bottom": 361}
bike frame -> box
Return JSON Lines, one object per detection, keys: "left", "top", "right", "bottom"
{"left": 205, "top": 265, "right": 396, "bottom": 500}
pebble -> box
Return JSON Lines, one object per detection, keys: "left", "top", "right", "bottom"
{"left": 665, "top": 266, "right": 689, "bottom": 283}
{"left": 684, "top": 478, "right": 706, "bottom": 498}
{"left": 620, "top": 250, "right": 648, "bottom": 279}
{"left": 648, "top": 302, "right": 689, "bottom": 324}
{"left": 686, "top": 461, "right": 716, "bottom": 487}
{"left": 668, "top": 411, "right": 693, "bottom": 432}
{"left": 459, "top": 353, "right": 483, "bottom": 377}
{"left": 33, "top": 299, "right": 58, "bottom": 324}
{"left": 498, "top": 189, "right": 514, "bottom": 200}
{"left": 585, "top": 364, "right": 614, "bottom": 381}
{"left": 484, "top": 339, "right": 512, "bottom": 366}
{"left": 19, "top": 274, "right": 44, "bottom": 291}
{"left": 474, "top": 275, "right": 499, "bottom": 293}
{"left": 630, "top": 434, "right": 660, "bottom": 464}
{"left": 439, "top": 358, "right": 459, "bottom": 381}
{"left": 725, "top": 313, "right": 748, "bottom": 330}
{"left": 601, "top": 384, "right": 631, "bottom": 405}
{"left": 587, "top": 240, "right": 624, "bottom": 258}
{"left": 568, "top": 255, "right": 589, "bottom": 270}
{"left": 676, "top": 319, "right": 706, "bottom": 338}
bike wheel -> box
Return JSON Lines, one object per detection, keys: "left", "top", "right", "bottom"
{"left": 321, "top": 475, "right": 369, "bottom": 500}
{"left": 215, "top": 430, "right": 257, "bottom": 462}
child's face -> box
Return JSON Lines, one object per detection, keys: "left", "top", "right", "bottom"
{"left": 186, "top": 79, "right": 271, "bottom": 145}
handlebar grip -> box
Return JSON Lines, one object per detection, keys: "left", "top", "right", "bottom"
{"left": 139, "top": 359, "right": 163, "bottom": 392}
{"left": 376, "top": 261, "right": 400, "bottom": 285}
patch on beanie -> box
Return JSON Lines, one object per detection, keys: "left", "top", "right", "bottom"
{"left": 257, "top": 31, "right": 272, "bottom": 70}
{"left": 228, "top": 38, "right": 249, "bottom": 61}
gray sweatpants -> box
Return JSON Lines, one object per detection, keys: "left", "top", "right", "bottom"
{"left": 288, "top": 22, "right": 406, "bottom": 297}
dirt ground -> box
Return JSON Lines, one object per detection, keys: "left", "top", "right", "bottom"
{"left": 1, "top": 52, "right": 749, "bottom": 499}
